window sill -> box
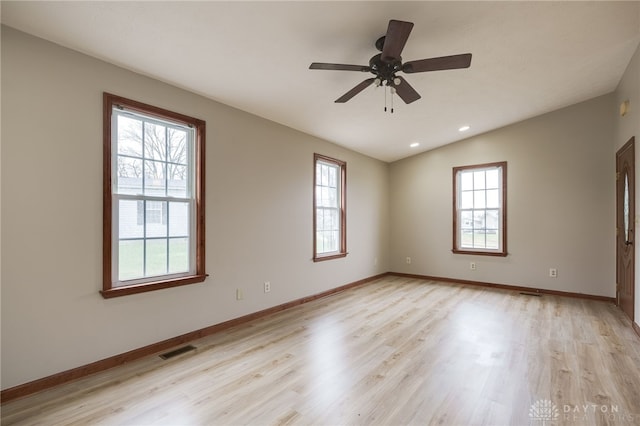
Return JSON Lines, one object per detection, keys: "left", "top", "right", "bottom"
{"left": 313, "top": 252, "right": 348, "bottom": 262}
{"left": 452, "top": 249, "right": 508, "bottom": 257}
{"left": 101, "top": 274, "right": 207, "bottom": 299}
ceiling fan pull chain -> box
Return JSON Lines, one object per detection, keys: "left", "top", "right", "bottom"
{"left": 391, "top": 88, "right": 394, "bottom": 113}
{"left": 384, "top": 86, "right": 387, "bottom": 112}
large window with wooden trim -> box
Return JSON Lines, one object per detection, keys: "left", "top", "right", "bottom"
{"left": 103, "top": 93, "right": 206, "bottom": 298}
{"left": 453, "top": 162, "right": 507, "bottom": 256}
{"left": 313, "top": 154, "right": 347, "bottom": 261}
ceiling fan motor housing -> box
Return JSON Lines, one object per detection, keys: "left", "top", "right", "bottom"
{"left": 369, "top": 53, "right": 403, "bottom": 85}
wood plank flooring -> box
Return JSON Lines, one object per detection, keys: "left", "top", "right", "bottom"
{"left": 3, "top": 276, "right": 640, "bottom": 425}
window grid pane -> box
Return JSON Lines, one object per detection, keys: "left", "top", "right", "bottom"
{"left": 118, "top": 240, "right": 144, "bottom": 283}
{"left": 456, "top": 165, "right": 504, "bottom": 252}
{"left": 115, "top": 115, "right": 192, "bottom": 198}
{"left": 314, "top": 156, "right": 345, "bottom": 258}
{"left": 114, "top": 108, "right": 195, "bottom": 283}
{"left": 316, "top": 162, "right": 340, "bottom": 254}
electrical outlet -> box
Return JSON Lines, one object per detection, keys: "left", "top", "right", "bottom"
{"left": 470, "top": 262, "right": 477, "bottom": 271}
{"left": 406, "top": 257, "right": 412, "bottom": 264}
{"left": 264, "top": 281, "right": 271, "bottom": 293}
{"left": 236, "top": 288, "right": 243, "bottom": 300}
{"left": 374, "top": 257, "right": 378, "bottom": 266}
{"left": 549, "top": 268, "right": 558, "bottom": 278}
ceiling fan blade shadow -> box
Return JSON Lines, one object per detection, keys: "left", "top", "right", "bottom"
{"left": 403, "top": 53, "right": 472, "bottom": 73}
{"left": 335, "top": 78, "right": 376, "bottom": 103}
{"left": 381, "top": 20, "right": 414, "bottom": 62}
{"left": 310, "top": 63, "right": 371, "bottom": 72}
{"left": 392, "top": 76, "right": 421, "bottom": 104}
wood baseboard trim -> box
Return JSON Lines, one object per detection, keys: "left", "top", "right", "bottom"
{"left": 1, "top": 273, "right": 387, "bottom": 404}
{"left": 388, "top": 272, "right": 616, "bottom": 303}
{"left": 633, "top": 321, "right": 640, "bottom": 340}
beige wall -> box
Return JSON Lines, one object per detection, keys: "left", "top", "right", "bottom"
{"left": 0, "top": 27, "right": 390, "bottom": 389}
{"left": 389, "top": 94, "right": 616, "bottom": 297}
{"left": 1, "top": 24, "right": 631, "bottom": 391}
{"left": 614, "top": 42, "right": 640, "bottom": 329}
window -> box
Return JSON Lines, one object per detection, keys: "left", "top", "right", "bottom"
{"left": 313, "top": 154, "right": 347, "bottom": 261}
{"left": 102, "top": 93, "right": 206, "bottom": 298}
{"left": 453, "top": 162, "right": 507, "bottom": 256}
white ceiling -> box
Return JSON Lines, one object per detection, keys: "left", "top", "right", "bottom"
{"left": 2, "top": 1, "right": 640, "bottom": 162}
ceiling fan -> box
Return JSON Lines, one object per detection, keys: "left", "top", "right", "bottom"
{"left": 309, "top": 19, "right": 472, "bottom": 106}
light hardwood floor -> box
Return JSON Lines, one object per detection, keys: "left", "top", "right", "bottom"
{"left": 3, "top": 276, "right": 640, "bottom": 425}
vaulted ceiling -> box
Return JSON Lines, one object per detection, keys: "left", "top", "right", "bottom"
{"left": 2, "top": 1, "right": 639, "bottom": 162}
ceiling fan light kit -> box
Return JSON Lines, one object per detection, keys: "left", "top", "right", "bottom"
{"left": 310, "top": 19, "right": 472, "bottom": 112}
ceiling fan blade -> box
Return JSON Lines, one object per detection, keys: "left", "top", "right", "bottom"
{"left": 392, "top": 76, "right": 421, "bottom": 104}
{"left": 335, "top": 78, "right": 376, "bottom": 103}
{"left": 310, "top": 63, "right": 371, "bottom": 72}
{"left": 381, "top": 20, "right": 414, "bottom": 62}
{"left": 403, "top": 53, "right": 472, "bottom": 73}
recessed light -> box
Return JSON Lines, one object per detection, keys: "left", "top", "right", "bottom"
{"left": 410, "top": 142, "right": 420, "bottom": 148}
{"left": 458, "top": 125, "right": 470, "bottom": 132}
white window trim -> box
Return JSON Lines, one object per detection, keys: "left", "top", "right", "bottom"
{"left": 111, "top": 108, "right": 196, "bottom": 286}
{"left": 453, "top": 161, "right": 507, "bottom": 257}
{"left": 313, "top": 154, "right": 347, "bottom": 261}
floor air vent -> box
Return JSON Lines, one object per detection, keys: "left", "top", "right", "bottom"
{"left": 159, "top": 345, "right": 196, "bottom": 360}
{"left": 519, "top": 292, "right": 542, "bottom": 297}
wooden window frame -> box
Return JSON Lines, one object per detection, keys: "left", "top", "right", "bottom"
{"left": 452, "top": 161, "right": 508, "bottom": 257}
{"left": 102, "top": 93, "right": 206, "bottom": 298}
{"left": 313, "top": 153, "right": 347, "bottom": 262}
